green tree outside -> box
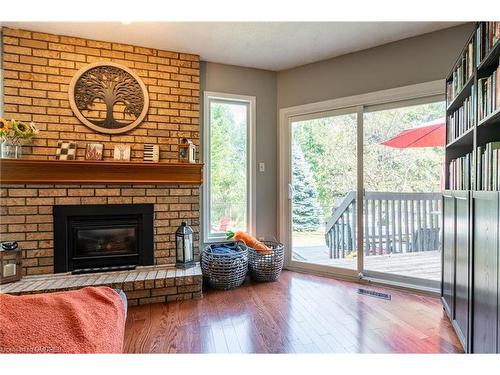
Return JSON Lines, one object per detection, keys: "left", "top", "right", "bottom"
{"left": 292, "top": 143, "right": 321, "bottom": 231}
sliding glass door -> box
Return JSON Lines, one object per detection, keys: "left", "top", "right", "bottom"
{"left": 288, "top": 108, "right": 361, "bottom": 277}
{"left": 362, "top": 101, "right": 445, "bottom": 289}
{"left": 282, "top": 94, "right": 445, "bottom": 290}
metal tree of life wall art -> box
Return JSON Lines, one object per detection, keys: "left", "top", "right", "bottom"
{"left": 69, "top": 62, "right": 149, "bottom": 134}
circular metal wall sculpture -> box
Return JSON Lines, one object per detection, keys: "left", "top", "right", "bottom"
{"left": 69, "top": 62, "right": 149, "bottom": 134}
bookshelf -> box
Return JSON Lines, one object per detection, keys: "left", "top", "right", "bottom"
{"left": 445, "top": 21, "right": 500, "bottom": 191}
{"left": 442, "top": 21, "right": 500, "bottom": 354}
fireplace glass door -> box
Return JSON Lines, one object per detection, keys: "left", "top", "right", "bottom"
{"left": 75, "top": 225, "right": 138, "bottom": 257}
{"left": 69, "top": 218, "right": 141, "bottom": 271}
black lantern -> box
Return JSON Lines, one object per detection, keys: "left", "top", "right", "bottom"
{"left": 176, "top": 221, "right": 194, "bottom": 269}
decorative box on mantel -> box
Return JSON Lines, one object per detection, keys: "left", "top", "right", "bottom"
{"left": 0, "top": 159, "right": 203, "bottom": 185}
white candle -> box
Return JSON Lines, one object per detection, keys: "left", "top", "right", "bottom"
{"left": 3, "top": 263, "right": 16, "bottom": 277}
{"left": 184, "top": 237, "right": 193, "bottom": 262}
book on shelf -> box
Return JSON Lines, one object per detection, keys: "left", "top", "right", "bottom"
{"left": 449, "top": 153, "right": 472, "bottom": 190}
{"left": 477, "top": 59, "right": 500, "bottom": 121}
{"left": 476, "top": 21, "right": 500, "bottom": 67}
{"left": 447, "top": 86, "right": 475, "bottom": 143}
{"left": 446, "top": 39, "right": 475, "bottom": 105}
{"left": 476, "top": 142, "right": 500, "bottom": 191}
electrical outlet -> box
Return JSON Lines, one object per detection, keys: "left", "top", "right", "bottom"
{"left": 259, "top": 162, "right": 265, "bottom": 172}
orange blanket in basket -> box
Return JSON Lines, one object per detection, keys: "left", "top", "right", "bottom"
{"left": 0, "top": 286, "right": 125, "bottom": 354}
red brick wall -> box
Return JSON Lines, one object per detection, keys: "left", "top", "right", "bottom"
{"left": 1, "top": 27, "right": 200, "bottom": 161}
{"left": 0, "top": 184, "right": 200, "bottom": 275}
{"left": 0, "top": 27, "right": 201, "bottom": 275}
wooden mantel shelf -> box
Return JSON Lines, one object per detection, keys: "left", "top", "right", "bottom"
{"left": 0, "top": 159, "right": 203, "bottom": 185}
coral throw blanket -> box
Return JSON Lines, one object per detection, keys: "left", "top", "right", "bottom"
{"left": 0, "top": 286, "right": 126, "bottom": 354}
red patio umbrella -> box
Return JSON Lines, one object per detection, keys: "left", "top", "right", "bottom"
{"left": 381, "top": 117, "right": 446, "bottom": 190}
{"left": 381, "top": 117, "right": 446, "bottom": 148}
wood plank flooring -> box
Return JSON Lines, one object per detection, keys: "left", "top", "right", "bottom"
{"left": 123, "top": 271, "right": 463, "bottom": 353}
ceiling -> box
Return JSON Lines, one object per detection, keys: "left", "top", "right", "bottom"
{"left": 1, "top": 22, "right": 463, "bottom": 71}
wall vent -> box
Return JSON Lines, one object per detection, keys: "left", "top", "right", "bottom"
{"left": 358, "top": 288, "right": 391, "bottom": 300}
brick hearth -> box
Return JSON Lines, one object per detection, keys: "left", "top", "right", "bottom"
{"left": 0, "top": 264, "right": 203, "bottom": 306}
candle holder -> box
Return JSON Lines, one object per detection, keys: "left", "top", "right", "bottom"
{"left": 1, "top": 241, "right": 23, "bottom": 284}
{"left": 179, "top": 138, "right": 196, "bottom": 163}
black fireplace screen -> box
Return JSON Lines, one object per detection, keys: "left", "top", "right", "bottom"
{"left": 54, "top": 204, "right": 153, "bottom": 273}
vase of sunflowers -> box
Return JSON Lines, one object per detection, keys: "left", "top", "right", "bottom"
{"left": 0, "top": 118, "right": 39, "bottom": 159}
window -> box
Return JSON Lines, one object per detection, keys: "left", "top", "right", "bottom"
{"left": 203, "top": 92, "right": 255, "bottom": 242}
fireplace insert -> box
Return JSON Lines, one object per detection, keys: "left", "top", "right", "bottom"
{"left": 53, "top": 204, "right": 153, "bottom": 273}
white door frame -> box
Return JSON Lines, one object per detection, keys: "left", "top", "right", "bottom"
{"left": 277, "top": 80, "right": 444, "bottom": 279}
{"left": 281, "top": 106, "right": 362, "bottom": 278}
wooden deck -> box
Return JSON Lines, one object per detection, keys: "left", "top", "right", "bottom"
{"left": 325, "top": 191, "right": 442, "bottom": 260}
{"left": 123, "top": 271, "right": 462, "bottom": 353}
{"left": 293, "top": 246, "right": 441, "bottom": 281}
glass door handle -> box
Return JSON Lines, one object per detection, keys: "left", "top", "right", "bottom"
{"left": 288, "top": 183, "right": 294, "bottom": 200}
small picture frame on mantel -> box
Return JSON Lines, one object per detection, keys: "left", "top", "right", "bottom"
{"left": 55, "top": 141, "right": 77, "bottom": 160}
{"left": 143, "top": 144, "right": 159, "bottom": 162}
{"left": 85, "top": 143, "right": 104, "bottom": 161}
{"left": 113, "top": 144, "right": 131, "bottom": 161}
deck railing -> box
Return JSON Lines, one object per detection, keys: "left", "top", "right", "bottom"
{"left": 325, "top": 191, "right": 442, "bottom": 259}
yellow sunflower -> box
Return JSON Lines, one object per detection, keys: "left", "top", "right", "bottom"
{"left": 0, "top": 118, "right": 10, "bottom": 131}
{"left": 12, "top": 120, "right": 31, "bottom": 137}
{"left": 0, "top": 118, "right": 12, "bottom": 138}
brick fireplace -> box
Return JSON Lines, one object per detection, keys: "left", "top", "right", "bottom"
{"left": 0, "top": 27, "right": 203, "bottom": 303}
{"left": 1, "top": 184, "right": 200, "bottom": 275}
{"left": 53, "top": 203, "right": 154, "bottom": 273}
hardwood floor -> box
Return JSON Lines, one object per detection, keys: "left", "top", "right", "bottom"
{"left": 123, "top": 271, "right": 463, "bottom": 353}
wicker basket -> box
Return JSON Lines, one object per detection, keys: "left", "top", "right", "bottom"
{"left": 248, "top": 241, "right": 284, "bottom": 282}
{"left": 201, "top": 241, "right": 248, "bottom": 290}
